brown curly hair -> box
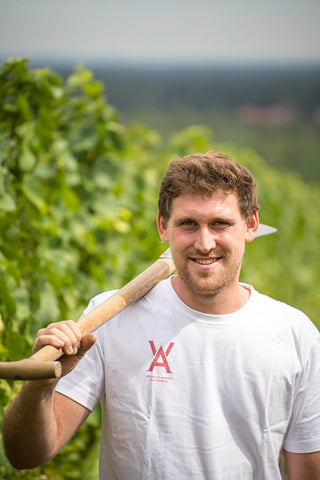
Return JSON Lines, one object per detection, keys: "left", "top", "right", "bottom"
{"left": 158, "top": 150, "right": 260, "bottom": 221}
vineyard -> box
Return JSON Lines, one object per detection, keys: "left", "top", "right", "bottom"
{"left": 0, "top": 58, "right": 319, "bottom": 478}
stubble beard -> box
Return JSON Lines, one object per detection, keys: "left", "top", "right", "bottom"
{"left": 175, "top": 254, "right": 243, "bottom": 299}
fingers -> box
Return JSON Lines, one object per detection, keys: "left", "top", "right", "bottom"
{"left": 33, "top": 320, "right": 83, "bottom": 356}
{"left": 31, "top": 323, "right": 96, "bottom": 381}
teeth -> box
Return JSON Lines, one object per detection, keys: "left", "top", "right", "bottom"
{"left": 195, "top": 258, "right": 218, "bottom": 265}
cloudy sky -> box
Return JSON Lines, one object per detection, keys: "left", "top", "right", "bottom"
{"left": 0, "top": 0, "right": 319, "bottom": 66}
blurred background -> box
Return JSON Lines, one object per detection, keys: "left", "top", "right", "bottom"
{"left": 0, "top": 1, "right": 319, "bottom": 478}
{"left": 1, "top": 0, "right": 320, "bottom": 180}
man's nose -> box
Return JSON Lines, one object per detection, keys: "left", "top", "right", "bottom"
{"left": 194, "top": 226, "right": 216, "bottom": 252}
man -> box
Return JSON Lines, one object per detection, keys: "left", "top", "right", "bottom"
{"left": 3, "top": 151, "right": 320, "bottom": 479}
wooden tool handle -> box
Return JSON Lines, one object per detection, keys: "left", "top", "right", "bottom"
{"left": 76, "top": 255, "right": 175, "bottom": 334}
{"left": 0, "top": 359, "right": 62, "bottom": 380}
{"left": 0, "top": 254, "right": 175, "bottom": 380}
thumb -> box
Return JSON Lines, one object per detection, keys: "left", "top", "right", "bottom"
{"left": 77, "top": 333, "right": 97, "bottom": 357}
{"left": 59, "top": 333, "right": 97, "bottom": 378}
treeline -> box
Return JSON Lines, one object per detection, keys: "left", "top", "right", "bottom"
{"left": 0, "top": 58, "right": 319, "bottom": 479}
{"left": 59, "top": 63, "right": 320, "bottom": 113}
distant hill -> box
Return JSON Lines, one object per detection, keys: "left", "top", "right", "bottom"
{"left": 92, "top": 64, "right": 320, "bottom": 184}
{"left": 9, "top": 60, "right": 320, "bottom": 182}
{"left": 54, "top": 63, "right": 320, "bottom": 113}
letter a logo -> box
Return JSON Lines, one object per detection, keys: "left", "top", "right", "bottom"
{"left": 147, "top": 340, "right": 174, "bottom": 374}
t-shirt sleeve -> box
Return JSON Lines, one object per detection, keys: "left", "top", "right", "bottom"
{"left": 55, "top": 338, "right": 105, "bottom": 411}
{"left": 284, "top": 333, "right": 320, "bottom": 453}
{"left": 55, "top": 292, "right": 115, "bottom": 411}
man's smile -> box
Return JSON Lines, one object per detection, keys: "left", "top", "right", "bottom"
{"left": 192, "top": 257, "right": 221, "bottom": 265}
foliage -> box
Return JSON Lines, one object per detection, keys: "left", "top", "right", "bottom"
{"left": 0, "top": 58, "right": 164, "bottom": 479}
{"left": 0, "top": 58, "right": 319, "bottom": 478}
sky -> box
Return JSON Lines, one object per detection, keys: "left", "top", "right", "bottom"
{"left": 0, "top": 0, "right": 320, "bottom": 67}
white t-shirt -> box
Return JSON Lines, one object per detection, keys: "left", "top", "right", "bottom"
{"left": 56, "top": 278, "right": 320, "bottom": 479}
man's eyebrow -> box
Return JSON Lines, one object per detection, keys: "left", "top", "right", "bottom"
{"left": 172, "top": 215, "right": 234, "bottom": 224}
{"left": 171, "top": 216, "right": 195, "bottom": 225}
{"left": 211, "top": 216, "right": 235, "bottom": 223}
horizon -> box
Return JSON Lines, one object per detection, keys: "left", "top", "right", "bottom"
{"left": 1, "top": 0, "right": 319, "bottom": 68}
{"left": 1, "top": 55, "right": 320, "bottom": 73}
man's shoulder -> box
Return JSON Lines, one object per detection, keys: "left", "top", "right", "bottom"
{"left": 83, "top": 277, "right": 173, "bottom": 316}
{"left": 251, "top": 286, "right": 319, "bottom": 339}
{"left": 83, "top": 289, "right": 119, "bottom": 314}
{"left": 251, "top": 285, "right": 305, "bottom": 316}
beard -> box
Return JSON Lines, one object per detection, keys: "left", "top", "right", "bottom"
{"left": 174, "top": 252, "right": 243, "bottom": 299}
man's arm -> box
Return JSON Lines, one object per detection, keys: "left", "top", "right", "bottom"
{"left": 284, "top": 450, "right": 320, "bottom": 480}
{"left": 2, "top": 321, "right": 96, "bottom": 469}
{"left": 2, "top": 382, "right": 90, "bottom": 469}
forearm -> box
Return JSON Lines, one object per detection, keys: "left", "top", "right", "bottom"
{"left": 284, "top": 450, "right": 320, "bottom": 480}
{"left": 2, "top": 379, "right": 60, "bottom": 469}
{"left": 2, "top": 325, "right": 95, "bottom": 469}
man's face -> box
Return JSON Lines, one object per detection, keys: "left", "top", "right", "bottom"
{"left": 157, "top": 190, "right": 259, "bottom": 313}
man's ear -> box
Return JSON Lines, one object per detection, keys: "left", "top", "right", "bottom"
{"left": 245, "top": 211, "right": 259, "bottom": 243}
{"left": 157, "top": 211, "right": 169, "bottom": 243}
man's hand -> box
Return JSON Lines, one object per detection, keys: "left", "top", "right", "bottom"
{"left": 33, "top": 320, "right": 96, "bottom": 379}
{"left": 2, "top": 319, "right": 95, "bottom": 469}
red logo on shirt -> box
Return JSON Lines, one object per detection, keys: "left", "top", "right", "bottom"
{"left": 147, "top": 340, "right": 175, "bottom": 374}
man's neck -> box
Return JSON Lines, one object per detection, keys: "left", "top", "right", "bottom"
{"left": 171, "top": 276, "right": 251, "bottom": 315}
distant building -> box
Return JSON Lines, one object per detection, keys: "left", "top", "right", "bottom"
{"left": 237, "top": 103, "right": 299, "bottom": 126}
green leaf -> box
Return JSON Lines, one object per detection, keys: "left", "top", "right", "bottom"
{"left": 13, "top": 287, "right": 31, "bottom": 321}
{"left": 0, "top": 192, "right": 16, "bottom": 212}
{"left": 32, "top": 282, "right": 60, "bottom": 335}
{"left": 19, "top": 143, "right": 36, "bottom": 171}
{"left": 0, "top": 168, "right": 16, "bottom": 212}
{"left": 4, "top": 330, "right": 26, "bottom": 361}
{"left": 0, "top": 274, "right": 16, "bottom": 317}
{"left": 21, "top": 174, "right": 47, "bottom": 214}
{"left": 84, "top": 81, "right": 103, "bottom": 98}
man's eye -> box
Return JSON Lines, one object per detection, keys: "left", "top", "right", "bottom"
{"left": 212, "top": 221, "right": 229, "bottom": 228}
{"left": 181, "top": 220, "right": 195, "bottom": 228}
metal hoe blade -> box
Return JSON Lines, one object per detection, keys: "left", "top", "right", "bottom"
{"left": 256, "top": 224, "right": 277, "bottom": 238}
